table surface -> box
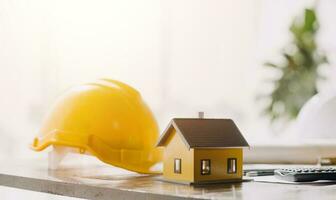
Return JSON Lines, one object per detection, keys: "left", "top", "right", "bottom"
{"left": 1, "top": 159, "right": 336, "bottom": 200}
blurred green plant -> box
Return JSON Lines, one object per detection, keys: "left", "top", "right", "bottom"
{"left": 262, "top": 8, "right": 328, "bottom": 122}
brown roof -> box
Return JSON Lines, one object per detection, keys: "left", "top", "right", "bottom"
{"left": 156, "top": 118, "right": 249, "bottom": 148}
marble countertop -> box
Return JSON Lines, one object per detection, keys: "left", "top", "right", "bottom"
{"left": 1, "top": 159, "right": 336, "bottom": 200}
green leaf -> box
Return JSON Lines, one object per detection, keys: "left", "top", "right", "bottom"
{"left": 304, "top": 9, "right": 317, "bottom": 32}
{"left": 264, "top": 62, "right": 279, "bottom": 68}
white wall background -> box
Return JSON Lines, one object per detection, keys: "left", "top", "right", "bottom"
{"left": 0, "top": 0, "right": 260, "bottom": 160}
{"left": 0, "top": 0, "right": 336, "bottom": 198}
{"left": 1, "top": 0, "right": 336, "bottom": 158}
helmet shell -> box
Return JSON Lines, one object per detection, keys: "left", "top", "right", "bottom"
{"left": 32, "top": 79, "right": 162, "bottom": 173}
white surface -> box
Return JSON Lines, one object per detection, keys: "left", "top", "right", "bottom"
{"left": 253, "top": 176, "right": 336, "bottom": 185}
{"left": 244, "top": 140, "right": 336, "bottom": 164}
{"left": 295, "top": 93, "right": 336, "bottom": 139}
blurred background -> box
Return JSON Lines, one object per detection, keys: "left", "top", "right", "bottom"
{"left": 1, "top": 0, "right": 336, "bottom": 198}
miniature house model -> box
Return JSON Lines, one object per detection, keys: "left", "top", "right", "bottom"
{"left": 157, "top": 117, "right": 249, "bottom": 184}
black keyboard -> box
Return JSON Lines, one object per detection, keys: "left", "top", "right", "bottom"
{"left": 274, "top": 167, "right": 336, "bottom": 182}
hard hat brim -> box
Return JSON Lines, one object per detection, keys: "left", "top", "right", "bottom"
{"left": 31, "top": 130, "right": 162, "bottom": 174}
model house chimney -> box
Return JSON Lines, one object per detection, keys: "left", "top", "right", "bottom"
{"left": 198, "top": 112, "right": 204, "bottom": 119}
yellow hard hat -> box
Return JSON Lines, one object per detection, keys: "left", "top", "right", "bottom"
{"left": 31, "top": 79, "right": 162, "bottom": 174}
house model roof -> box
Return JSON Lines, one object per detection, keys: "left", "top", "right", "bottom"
{"left": 156, "top": 118, "right": 249, "bottom": 148}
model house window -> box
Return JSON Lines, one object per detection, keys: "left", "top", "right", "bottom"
{"left": 201, "top": 159, "right": 211, "bottom": 175}
{"left": 227, "top": 158, "right": 237, "bottom": 174}
{"left": 174, "top": 158, "right": 181, "bottom": 173}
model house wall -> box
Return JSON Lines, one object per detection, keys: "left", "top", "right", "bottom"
{"left": 193, "top": 148, "right": 242, "bottom": 182}
{"left": 162, "top": 129, "right": 194, "bottom": 183}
